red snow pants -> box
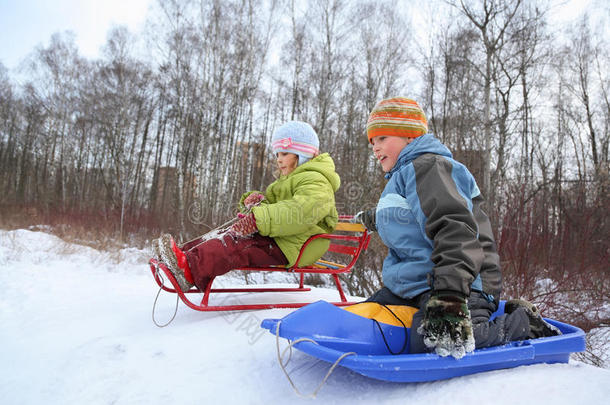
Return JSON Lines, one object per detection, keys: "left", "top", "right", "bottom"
{"left": 181, "top": 230, "right": 288, "bottom": 291}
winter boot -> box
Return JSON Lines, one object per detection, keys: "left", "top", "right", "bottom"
{"left": 157, "top": 234, "right": 194, "bottom": 292}
{"left": 151, "top": 239, "right": 161, "bottom": 260}
{"left": 505, "top": 299, "right": 562, "bottom": 339}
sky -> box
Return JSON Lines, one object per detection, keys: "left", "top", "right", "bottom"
{"left": 0, "top": 0, "right": 604, "bottom": 73}
{"left": 0, "top": 0, "right": 152, "bottom": 70}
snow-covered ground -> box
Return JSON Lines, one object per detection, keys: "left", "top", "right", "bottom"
{"left": 1, "top": 229, "right": 609, "bottom": 404}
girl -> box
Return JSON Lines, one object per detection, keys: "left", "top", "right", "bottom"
{"left": 154, "top": 121, "right": 340, "bottom": 292}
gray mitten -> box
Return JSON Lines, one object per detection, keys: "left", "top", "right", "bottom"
{"left": 353, "top": 209, "right": 377, "bottom": 232}
{"left": 417, "top": 292, "right": 475, "bottom": 359}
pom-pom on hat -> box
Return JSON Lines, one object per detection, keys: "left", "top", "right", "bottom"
{"left": 366, "top": 97, "right": 428, "bottom": 143}
{"left": 271, "top": 121, "right": 320, "bottom": 165}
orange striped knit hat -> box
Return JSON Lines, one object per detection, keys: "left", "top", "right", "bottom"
{"left": 366, "top": 97, "right": 428, "bottom": 143}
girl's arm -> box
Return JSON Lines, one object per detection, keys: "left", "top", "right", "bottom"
{"left": 253, "top": 173, "right": 335, "bottom": 237}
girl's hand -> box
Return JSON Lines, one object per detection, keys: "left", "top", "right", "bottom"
{"left": 230, "top": 213, "right": 258, "bottom": 237}
{"left": 244, "top": 193, "right": 265, "bottom": 209}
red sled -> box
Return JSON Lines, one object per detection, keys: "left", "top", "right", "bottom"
{"left": 149, "top": 215, "right": 371, "bottom": 311}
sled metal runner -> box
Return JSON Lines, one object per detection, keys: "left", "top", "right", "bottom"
{"left": 149, "top": 216, "right": 371, "bottom": 311}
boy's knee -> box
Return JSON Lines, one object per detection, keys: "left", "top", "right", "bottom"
{"left": 504, "top": 307, "right": 531, "bottom": 341}
{"left": 468, "top": 291, "right": 496, "bottom": 323}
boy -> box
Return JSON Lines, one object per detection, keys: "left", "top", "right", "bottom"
{"left": 356, "top": 97, "right": 559, "bottom": 359}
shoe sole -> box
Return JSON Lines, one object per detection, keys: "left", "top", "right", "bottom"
{"left": 158, "top": 234, "right": 193, "bottom": 292}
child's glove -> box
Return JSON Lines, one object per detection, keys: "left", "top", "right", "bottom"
{"left": 352, "top": 209, "right": 376, "bottom": 232}
{"left": 243, "top": 193, "right": 265, "bottom": 209}
{"left": 417, "top": 291, "right": 475, "bottom": 359}
{"left": 230, "top": 213, "right": 258, "bottom": 236}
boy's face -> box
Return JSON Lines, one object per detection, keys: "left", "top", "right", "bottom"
{"left": 371, "top": 136, "right": 413, "bottom": 172}
{"left": 276, "top": 152, "right": 299, "bottom": 175}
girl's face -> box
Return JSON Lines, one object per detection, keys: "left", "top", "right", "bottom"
{"left": 371, "top": 136, "right": 413, "bottom": 172}
{"left": 276, "top": 152, "right": 299, "bottom": 176}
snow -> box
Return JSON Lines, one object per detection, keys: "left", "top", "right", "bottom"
{"left": 1, "top": 229, "right": 609, "bottom": 404}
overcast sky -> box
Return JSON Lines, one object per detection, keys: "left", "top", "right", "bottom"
{"left": 0, "top": 0, "right": 152, "bottom": 71}
{"left": 0, "top": 0, "right": 605, "bottom": 73}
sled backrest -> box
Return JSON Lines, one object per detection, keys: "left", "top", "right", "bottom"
{"left": 292, "top": 218, "right": 371, "bottom": 272}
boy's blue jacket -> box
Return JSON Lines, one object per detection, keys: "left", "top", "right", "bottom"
{"left": 376, "top": 134, "right": 501, "bottom": 303}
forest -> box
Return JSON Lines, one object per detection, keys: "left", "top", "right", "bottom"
{"left": 0, "top": 0, "right": 607, "bottom": 363}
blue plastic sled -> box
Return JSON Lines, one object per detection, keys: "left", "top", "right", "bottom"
{"left": 260, "top": 300, "right": 585, "bottom": 382}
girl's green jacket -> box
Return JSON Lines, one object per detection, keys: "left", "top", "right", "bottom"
{"left": 239, "top": 153, "right": 340, "bottom": 266}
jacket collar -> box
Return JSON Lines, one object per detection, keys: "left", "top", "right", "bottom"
{"left": 385, "top": 134, "right": 452, "bottom": 179}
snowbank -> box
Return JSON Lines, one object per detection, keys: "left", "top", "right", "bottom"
{"left": 0, "top": 229, "right": 608, "bottom": 404}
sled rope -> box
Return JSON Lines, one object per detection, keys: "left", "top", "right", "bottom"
{"left": 151, "top": 264, "right": 180, "bottom": 328}
{"left": 371, "top": 303, "right": 409, "bottom": 355}
{"left": 275, "top": 320, "right": 356, "bottom": 398}
{"left": 182, "top": 208, "right": 252, "bottom": 250}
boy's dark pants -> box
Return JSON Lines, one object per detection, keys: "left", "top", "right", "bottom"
{"left": 366, "top": 287, "right": 530, "bottom": 353}
{"left": 181, "top": 231, "right": 288, "bottom": 291}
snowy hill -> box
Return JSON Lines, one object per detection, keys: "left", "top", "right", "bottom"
{"left": 1, "top": 229, "right": 609, "bottom": 404}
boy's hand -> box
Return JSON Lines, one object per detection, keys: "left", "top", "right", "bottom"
{"left": 244, "top": 193, "right": 265, "bottom": 209}
{"left": 417, "top": 292, "right": 475, "bottom": 359}
{"left": 353, "top": 209, "right": 376, "bottom": 232}
{"left": 230, "top": 213, "right": 258, "bottom": 237}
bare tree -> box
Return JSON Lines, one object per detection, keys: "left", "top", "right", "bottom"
{"left": 448, "top": 0, "right": 523, "bottom": 198}
{"left": 564, "top": 16, "right": 609, "bottom": 186}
